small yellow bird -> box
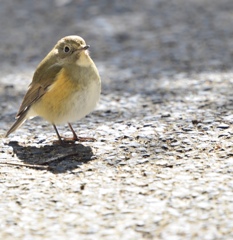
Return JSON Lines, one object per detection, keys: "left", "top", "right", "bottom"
{"left": 5, "top": 35, "right": 101, "bottom": 143}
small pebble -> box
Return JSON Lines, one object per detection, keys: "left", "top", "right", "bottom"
{"left": 161, "top": 112, "right": 171, "bottom": 118}
{"left": 217, "top": 123, "right": 229, "bottom": 129}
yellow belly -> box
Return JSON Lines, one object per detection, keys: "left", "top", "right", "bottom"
{"left": 32, "top": 68, "right": 81, "bottom": 123}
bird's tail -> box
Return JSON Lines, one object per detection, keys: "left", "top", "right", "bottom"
{"left": 5, "top": 111, "right": 28, "bottom": 137}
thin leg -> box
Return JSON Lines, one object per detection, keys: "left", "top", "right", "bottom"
{"left": 53, "top": 124, "right": 63, "bottom": 144}
{"left": 67, "top": 122, "right": 96, "bottom": 142}
{"left": 68, "top": 122, "right": 78, "bottom": 140}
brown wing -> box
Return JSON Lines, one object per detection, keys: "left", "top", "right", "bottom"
{"left": 16, "top": 64, "right": 62, "bottom": 118}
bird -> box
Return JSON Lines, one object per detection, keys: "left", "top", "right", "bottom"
{"left": 5, "top": 35, "right": 101, "bottom": 144}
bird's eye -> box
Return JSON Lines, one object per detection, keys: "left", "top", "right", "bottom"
{"left": 64, "top": 46, "right": 70, "bottom": 53}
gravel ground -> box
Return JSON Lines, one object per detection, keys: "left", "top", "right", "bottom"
{"left": 0, "top": 0, "right": 233, "bottom": 239}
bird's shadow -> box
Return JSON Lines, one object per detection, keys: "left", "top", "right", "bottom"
{"left": 8, "top": 141, "right": 94, "bottom": 173}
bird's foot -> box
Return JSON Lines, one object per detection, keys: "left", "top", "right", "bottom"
{"left": 53, "top": 136, "right": 96, "bottom": 145}
{"left": 72, "top": 136, "right": 96, "bottom": 142}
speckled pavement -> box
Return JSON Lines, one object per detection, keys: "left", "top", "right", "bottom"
{"left": 0, "top": 1, "right": 233, "bottom": 239}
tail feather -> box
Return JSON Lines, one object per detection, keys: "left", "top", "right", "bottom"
{"left": 5, "top": 111, "right": 28, "bottom": 137}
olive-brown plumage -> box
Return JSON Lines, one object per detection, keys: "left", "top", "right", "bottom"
{"left": 5, "top": 35, "right": 101, "bottom": 143}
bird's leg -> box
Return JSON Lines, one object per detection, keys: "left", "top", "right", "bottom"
{"left": 53, "top": 124, "right": 63, "bottom": 144}
{"left": 68, "top": 122, "right": 78, "bottom": 140}
{"left": 67, "top": 122, "right": 96, "bottom": 142}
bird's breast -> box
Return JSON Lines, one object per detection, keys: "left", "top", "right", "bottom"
{"left": 31, "top": 67, "right": 101, "bottom": 124}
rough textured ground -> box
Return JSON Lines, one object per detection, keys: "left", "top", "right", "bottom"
{"left": 0, "top": 0, "right": 233, "bottom": 239}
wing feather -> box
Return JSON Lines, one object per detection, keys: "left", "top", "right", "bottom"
{"left": 16, "top": 64, "right": 62, "bottom": 118}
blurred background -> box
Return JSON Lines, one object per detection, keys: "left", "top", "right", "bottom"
{"left": 1, "top": 0, "right": 233, "bottom": 72}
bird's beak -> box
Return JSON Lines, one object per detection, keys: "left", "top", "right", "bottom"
{"left": 82, "top": 45, "right": 90, "bottom": 50}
